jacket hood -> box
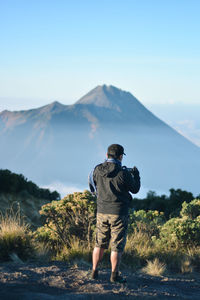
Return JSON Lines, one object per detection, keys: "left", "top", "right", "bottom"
{"left": 96, "top": 162, "right": 121, "bottom": 177}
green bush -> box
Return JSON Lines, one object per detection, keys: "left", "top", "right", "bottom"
{"left": 160, "top": 217, "right": 200, "bottom": 247}
{"left": 180, "top": 199, "right": 200, "bottom": 219}
{"left": 133, "top": 210, "right": 165, "bottom": 225}
{"left": 35, "top": 190, "right": 96, "bottom": 252}
{"left": 128, "top": 209, "right": 165, "bottom": 236}
{"left": 132, "top": 188, "right": 194, "bottom": 218}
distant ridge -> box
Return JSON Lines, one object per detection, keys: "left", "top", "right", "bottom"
{"left": 0, "top": 84, "right": 199, "bottom": 195}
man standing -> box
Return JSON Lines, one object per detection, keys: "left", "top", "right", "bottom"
{"left": 89, "top": 144, "right": 140, "bottom": 283}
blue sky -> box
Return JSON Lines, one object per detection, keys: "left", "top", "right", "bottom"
{"left": 0, "top": 0, "right": 200, "bottom": 109}
{"left": 0, "top": 0, "right": 200, "bottom": 195}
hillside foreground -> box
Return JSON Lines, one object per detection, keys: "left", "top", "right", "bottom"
{"left": 0, "top": 261, "right": 200, "bottom": 300}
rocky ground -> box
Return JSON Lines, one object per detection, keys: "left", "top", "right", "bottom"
{"left": 0, "top": 261, "right": 200, "bottom": 300}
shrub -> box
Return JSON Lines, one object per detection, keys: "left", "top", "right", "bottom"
{"left": 133, "top": 210, "right": 165, "bottom": 225}
{"left": 160, "top": 217, "right": 200, "bottom": 247}
{"left": 34, "top": 224, "right": 60, "bottom": 251}
{"left": 35, "top": 190, "right": 96, "bottom": 252}
{"left": 129, "top": 209, "right": 165, "bottom": 236}
{"left": 180, "top": 199, "right": 200, "bottom": 219}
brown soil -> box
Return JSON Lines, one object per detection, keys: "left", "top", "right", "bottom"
{"left": 0, "top": 261, "right": 200, "bottom": 300}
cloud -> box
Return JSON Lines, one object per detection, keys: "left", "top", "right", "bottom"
{"left": 176, "top": 119, "right": 195, "bottom": 130}
{"left": 42, "top": 181, "right": 87, "bottom": 198}
{"left": 171, "top": 119, "right": 200, "bottom": 147}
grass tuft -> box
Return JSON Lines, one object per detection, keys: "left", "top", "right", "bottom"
{"left": 142, "top": 258, "right": 166, "bottom": 276}
{"left": 125, "top": 228, "right": 153, "bottom": 258}
{"left": 56, "top": 236, "right": 92, "bottom": 263}
{"left": 181, "top": 257, "right": 193, "bottom": 274}
{"left": 34, "top": 242, "right": 51, "bottom": 262}
{"left": 0, "top": 207, "right": 34, "bottom": 261}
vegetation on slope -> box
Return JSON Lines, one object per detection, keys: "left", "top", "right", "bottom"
{"left": 0, "top": 169, "right": 61, "bottom": 228}
{"left": 0, "top": 169, "right": 60, "bottom": 200}
{"left": 34, "top": 190, "right": 200, "bottom": 274}
{"left": 132, "top": 188, "right": 199, "bottom": 218}
{"left": 0, "top": 171, "right": 200, "bottom": 276}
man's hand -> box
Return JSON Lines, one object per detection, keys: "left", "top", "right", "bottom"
{"left": 132, "top": 166, "right": 140, "bottom": 177}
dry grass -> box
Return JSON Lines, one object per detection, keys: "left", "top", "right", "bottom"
{"left": 181, "top": 257, "right": 193, "bottom": 274}
{"left": 56, "top": 236, "right": 92, "bottom": 263}
{"left": 142, "top": 258, "right": 166, "bottom": 276}
{"left": 125, "top": 228, "right": 153, "bottom": 257}
{"left": 34, "top": 242, "right": 51, "bottom": 262}
{"left": 124, "top": 227, "right": 155, "bottom": 267}
{"left": 0, "top": 207, "right": 34, "bottom": 261}
{"left": 186, "top": 246, "right": 200, "bottom": 270}
{"left": 0, "top": 208, "right": 28, "bottom": 238}
{"left": 54, "top": 228, "right": 200, "bottom": 275}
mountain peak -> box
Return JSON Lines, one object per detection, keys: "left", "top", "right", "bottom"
{"left": 75, "top": 84, "right": 138, "bottom": 110}
{"left": 48, "top": 101, "right": 64, "bottom": 108}
{"left": 75, "top": 85, "right": 112, "bottom": 107}
{"left": 39, "top": 101, "right": 66, "bottom": 113}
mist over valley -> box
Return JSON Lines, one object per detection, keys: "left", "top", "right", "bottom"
{"left": 0, "top": 85, "right": 199, "bottom": 197}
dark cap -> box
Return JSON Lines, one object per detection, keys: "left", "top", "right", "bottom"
{"left": 107, "top": 144, "right": 126, "bottom": 158}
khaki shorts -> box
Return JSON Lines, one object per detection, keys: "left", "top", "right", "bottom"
{"left": 95, "top": 213, "right": 128, "bottom": 252}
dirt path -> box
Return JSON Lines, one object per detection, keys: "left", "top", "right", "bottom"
{"left": 0, "top": 261, "right": 200, "bottom": 299}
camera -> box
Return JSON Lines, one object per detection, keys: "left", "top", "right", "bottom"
{"left": 123, "top": 166, "right": 140, "bottom": 177}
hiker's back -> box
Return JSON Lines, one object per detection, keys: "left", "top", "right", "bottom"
{"left": 93, "top": 161, "right": 132, "bottom": 215}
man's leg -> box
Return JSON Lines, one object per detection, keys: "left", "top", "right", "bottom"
{"left": 92, "top": 247, "right": 104, "bottom": 271}
{"left": 110, "top": 215, "right": 128, "bottom": 283}
{"left": 91, "top": 213, "right": 109, "bottom": 279}
{"left": 110, "top": 251, "right": 126, "bottom": 283}
{"left": 110, "top": 251, "right": 122, "bottom": 272}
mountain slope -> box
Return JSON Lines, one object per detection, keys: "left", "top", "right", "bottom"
{"left": 0, "top": 85, "right": 199, "bottom": 195}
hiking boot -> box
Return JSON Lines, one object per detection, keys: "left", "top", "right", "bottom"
{"left": 91, "top": 269, "right": 98, "bottom": 280}
{"left": 110, "top": 271, "right": 126, "bottom": 283}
